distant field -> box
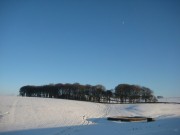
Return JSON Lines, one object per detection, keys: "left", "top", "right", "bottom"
{"left": 157, "top": 97, "right": 180, "bottom": 103}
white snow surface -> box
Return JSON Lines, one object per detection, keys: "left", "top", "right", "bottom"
{"left": 0, "top": 96, "right": 180, "bottom": 135}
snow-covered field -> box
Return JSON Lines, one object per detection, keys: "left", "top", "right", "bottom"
{"left": 157, "top": 97, "right": 180, "bottom": 103}
{"left": 0, "top": 96, "right": 180, "bottom": 135}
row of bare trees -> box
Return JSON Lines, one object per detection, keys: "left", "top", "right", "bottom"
{"left": 115, "top": 84, "right": 157, "bottom": 103}
{"left": 19, "top": 83, "right": 157, "bottom": 103}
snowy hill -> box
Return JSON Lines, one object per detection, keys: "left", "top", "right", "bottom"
{"left": 0, "top": 96, "right": 180, "bottom": 135}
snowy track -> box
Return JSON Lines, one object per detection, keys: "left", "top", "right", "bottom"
{"left": 0, "top": 96, "right": 180, "bottom": 135}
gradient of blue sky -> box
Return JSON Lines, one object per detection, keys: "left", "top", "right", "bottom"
{"left": 0, "top": 0, "right": 180, "bottom": 96}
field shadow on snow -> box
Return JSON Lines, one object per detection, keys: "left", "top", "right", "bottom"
{"left": 0, "top": 117, "right": 180, "bottom": 135}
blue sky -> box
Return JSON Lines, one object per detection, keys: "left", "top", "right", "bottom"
{"left": 0, "top": 0, "right": 180, "bottom": 97}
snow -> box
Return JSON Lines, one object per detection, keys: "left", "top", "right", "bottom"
{"left": 157, "top": 97, "right": 180, "bottom": 103}
{"left": 0, "top": 96, "right": 180, "bottom": 135}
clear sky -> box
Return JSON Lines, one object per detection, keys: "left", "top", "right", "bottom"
{"left": 0, "top": 0, "right": 180, "bottom": 97}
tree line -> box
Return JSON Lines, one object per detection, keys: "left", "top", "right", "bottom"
{"left": 19, "top": 83, "right": 157, "bottom": 103}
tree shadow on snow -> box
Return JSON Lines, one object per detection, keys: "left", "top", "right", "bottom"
{"left": 0, "top": 117, "right": 179, "bottom": 135}
{"left": 0, "top": 125, "right": 85, "bottom": 135}
{"left": 0, "top": 118, "right": 118, "bottom": 135}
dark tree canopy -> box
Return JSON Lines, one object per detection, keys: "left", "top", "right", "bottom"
{"left": 19, "top": 83, "right": 157, "bottom": 103}
{"left": 115, "top": 84, "right": 157, "bottom": 103}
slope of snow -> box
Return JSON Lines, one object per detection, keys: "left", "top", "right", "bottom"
{"left": 0, "top": 96, "right": 180, "bottom": 135}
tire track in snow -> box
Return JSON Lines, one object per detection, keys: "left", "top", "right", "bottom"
{"left": 9, "top": 98, "right": 19, "bottom": 124}
{"left": 29, "top": 98, "right": 39, "bottom": 127}
{"left": 57, "top": 101, "right": 100, "bottom": 135}
{"left": 55, "top": 101, "right": 86, "bottom": 135}
{"left": 101, "top": 104, "right": 111, "bottom": 118}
